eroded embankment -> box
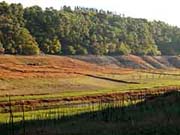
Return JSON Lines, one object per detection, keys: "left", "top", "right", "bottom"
{"left": 72, "top": 55, "right": 180, "bottom": 69}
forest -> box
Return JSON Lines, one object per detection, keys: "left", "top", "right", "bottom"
{"left": 0, "top": 1, "right": 180, "bottom": 55}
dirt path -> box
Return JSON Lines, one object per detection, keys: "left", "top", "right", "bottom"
{"left": 81, "top": 73, "right": 139, "bottom": 84}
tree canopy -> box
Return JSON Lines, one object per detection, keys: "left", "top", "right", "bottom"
{"left": 0, "top": 2, "right": 179, "bottom": 55}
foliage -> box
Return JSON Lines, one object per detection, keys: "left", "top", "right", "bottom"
{"left": 41, "top": 37, "right": 61, "bottom": 54}
{"left": 0, "top": 42, "right": 4, "bottom": 54}
{"left": 64, "top": 45, "right": 76, "bottom": 55}
{"left": 0, "top": 2, "right": 39, "bottom": 55}
{"left": 15, "top": 28, "right": 40, "bottom": 55}
{"left": 0, "top": 2, "right": 180, "bottom": 55}
{"left": 117, "top": 42, "right": 131, "bottom": 55}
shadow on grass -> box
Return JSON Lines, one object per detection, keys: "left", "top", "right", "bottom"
{"left": 1, "top": 91, "right": 180, "bottom": 135}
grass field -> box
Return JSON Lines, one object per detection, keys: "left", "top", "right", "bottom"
{"left": 0, "top": 55, "right": 180, "bottom": 135}
{"left": 1, "top": 91, "right": 180, "bottom": 135}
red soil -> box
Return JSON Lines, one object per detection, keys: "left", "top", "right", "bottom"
{"left": 0, "top": 55, "right": 133, "bottom": 79}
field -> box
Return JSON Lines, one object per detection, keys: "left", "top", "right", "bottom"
{"left": 0, "top": 55, "right": 180, "bottom": 135}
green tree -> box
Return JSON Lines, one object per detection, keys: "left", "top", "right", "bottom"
{"left": 64, "top": 46, "right": 76, "bottom": 55}
{"left": 41, "top": 37, "right": 61, "bottom": 54}
{"left": 15, "top": 28, "right": 40, "bottom": 55}
{"left": 117, "top": 42, "right": 131, "bottom": 55}
{"left": 75, "top": 45, "right": 88, "bottom": 55}
{"left": 0, "top": 1, "right": 180, "bottom": 55}
{"left": 0, "top": 42, "right": 4, "bottom": 54}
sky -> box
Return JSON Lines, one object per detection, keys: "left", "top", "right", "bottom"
{"left": 2, "top": 0, "right": 180, "bottom": 27}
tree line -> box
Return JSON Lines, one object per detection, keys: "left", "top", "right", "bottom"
{"left": 0, "top": 1, "right": 179, "bottom": 55}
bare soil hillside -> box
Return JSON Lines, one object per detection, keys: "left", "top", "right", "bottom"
{"left": 72, "top": 55, "right": 180, "bottom": 69}
{"left": 0, "top": 55, "right": 132, "bottom": 79}
{"left": 0, "top": 55, "right": 179, "bottom": 79}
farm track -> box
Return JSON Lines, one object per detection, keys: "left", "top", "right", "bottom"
{"left": 0, "top": 86, "right": 180, "bottom": 113}
{"left": 80, "top": 73, "right": 140, "bottom": 84}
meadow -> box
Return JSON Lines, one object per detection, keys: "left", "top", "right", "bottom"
{"left": 0, "top": 55, "right": 180, "bottom": 135}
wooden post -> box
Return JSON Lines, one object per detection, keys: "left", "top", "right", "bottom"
{"left": 21, "top": 101, "right": 26, "bottom": 135}
{"left": 9, "top": 95, "right": 14, "bottom": 135}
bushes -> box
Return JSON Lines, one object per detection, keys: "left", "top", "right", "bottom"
{"left": 21, "top": 44, "right": 40, "bottom": 55}
{"left": 117, "top": 42, "right": 131, "bottom": 55}
{"left": 41, "top": 38, "right": 61, "bottom": 55}
{"left": 0, "top": 42, "right": 4, "bottom": 54}
{"left": 64, "top": 46, "right": 76, "bottom": 55}
{"left": 16, "top": 28, "right": 40, "bottom": 55}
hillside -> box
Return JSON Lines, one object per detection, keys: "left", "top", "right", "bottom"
{"left": 72, "top": 55, "right": 180, "bottom": 69}
{"left": 0, "top": 55, "right": 132, "bottom": 79}
{"left": 0, "top": 55, "right": 179, "bottom": 96}
{"left": 0, "top": 55, "right": 180, "bottom": 135}
{"left": 0, "top": 1, "right": 180, "bottom": 56}
{"left": 0, "top": 55, "right": 179, "bottom": 80}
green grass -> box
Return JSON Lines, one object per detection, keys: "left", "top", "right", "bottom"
{"left": 0, "top": 71, "right": 180, "bottom": 102}
{"left": 0, "top": 71, "right": 180, "bottom": 125}
{"left": 0, "top": 105, "right": 99, "bottom": 123}
{"left": 1, "top": 91, "right": 180, "bottom": 135}
{"left": 0, "top": 100, "right": 139, "bottom": 123}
